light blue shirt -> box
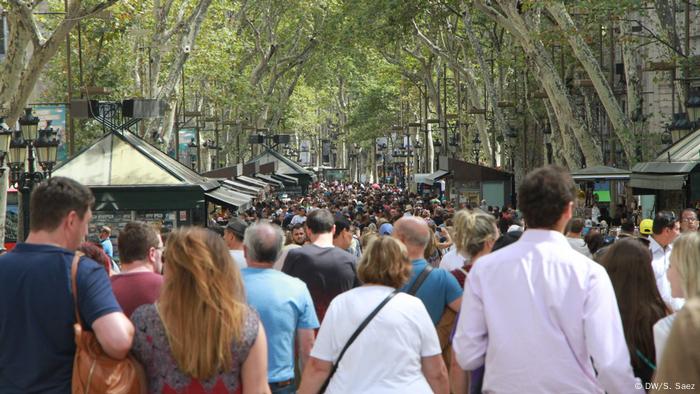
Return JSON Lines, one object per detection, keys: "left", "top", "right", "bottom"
{"left": 400, "top": 259, "right": 462, "bottom": 324}
{"left": 242, "top": 267, "right": 319, "bottom": 383}
{"left": 100, "top": 238, "right": 113, "bottom": 258}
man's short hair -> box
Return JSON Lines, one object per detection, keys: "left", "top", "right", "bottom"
{"left": 334, "top": 216, "right": 351, "bottom": 238}
{"left": 306, "top": 209, "right": 335, "bottom": 234}
{"left": 30, "top": 177, "right": 95, "bottom": 232}
{"left": 99, "top": 226, "right": 111, "bottom": 235}
{"left": 568, "top": 218, "right": 585, "bottom": 234}
{"left": 620, "top": 221, "right": 635, "bottom": 234}
{"left": 117, "top": 221, "right": 160, "bottom": 263}
{"left": 292, "top": 223, "right": 305, "bottom": 231}
{"left": 518, "top": 165, "right": 576, "bottom": 229}
{"left": 652, "top": 211, "right": 678, "bottom": 235}
{"left": 244, "top": 223, "right": 284, "bottom": 263}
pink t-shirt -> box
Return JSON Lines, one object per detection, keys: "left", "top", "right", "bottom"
{"left": 110, "top": 271, "right": 164, "bottom": 317}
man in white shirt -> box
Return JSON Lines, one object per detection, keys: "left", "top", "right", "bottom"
{"left": 565, "top": 217, "right": 591, "bottom": 257}
{"left": 290, "top": 207, "right": 308, "bottom": 226}
{"left": 224, "top": 218, "right": 248, "bottom": 269}
{"left": 679, "top": 208, "right": 699, "bottom": 233}
{"left": 453, "top": 165, "right": 639, "bottom": 393}
{"left": 648, "top": 211, "right": 684, "bottom": 311}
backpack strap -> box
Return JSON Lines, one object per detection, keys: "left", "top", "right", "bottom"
{"left": 70, "top": 251, "right": 85, "bottom": 327}
{"left": 320, "top": 289, "right": 398, "bottom": 392}
{"left": 407, "top": 264, "right": 434, "bottom": 296}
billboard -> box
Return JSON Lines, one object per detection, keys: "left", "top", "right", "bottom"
{"left": 178, "top": 128, "right": 196, "bottom": 165}
{"left": 33, "top": 105, "right": 68, "bottom": 163}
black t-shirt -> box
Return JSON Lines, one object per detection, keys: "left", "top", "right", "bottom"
{"left": 282, "top": 244, "right": 360, "bottom": 322}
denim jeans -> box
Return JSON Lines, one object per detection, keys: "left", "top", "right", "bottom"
{"left": 269, "top": 380, "right": 296, "bottom": 394}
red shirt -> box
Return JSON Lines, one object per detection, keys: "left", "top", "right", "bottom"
{"left": 110, "top": 271, "right": 164, "bottom": 317}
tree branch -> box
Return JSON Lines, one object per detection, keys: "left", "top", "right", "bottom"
{"left": 8, "top": 0, "right": 44, "bottom": 47}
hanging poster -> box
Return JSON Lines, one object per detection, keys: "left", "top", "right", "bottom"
{"left": 33, "top": 105, "right": 68, "bottom": 163}
{"left": 178, "top": 128, "right": 196, "bottom": 165}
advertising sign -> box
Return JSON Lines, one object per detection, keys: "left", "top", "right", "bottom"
{"left": 33, "top": 105, "right": 68, "bottom": 163}
{"left": 178, "top": 128, "right": 196, "bottom": 165}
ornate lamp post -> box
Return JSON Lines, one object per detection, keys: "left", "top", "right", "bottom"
{"left": 0, "top": 117, "right": 13, "bottom": 175}
{"left": 187, "top": 137, "right": 199, "bottom": 171}
{"left": 543, "top": 125, "right": 553, "bottom": 164}
{"left": 7, "top": 109, "right": 59, "bottom": 241}
{"left": 669, "top": 112, "right": 693, "bottom": 143}
{"left": 506, "top": 126, "right": 518, "bottom": 171}
{"left": 468, "top": 131, "right": 479, "bottom": 164}
{"left": 687, "top": 90, "right": 700, "bottom": 128}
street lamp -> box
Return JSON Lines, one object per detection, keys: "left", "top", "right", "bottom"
{"left": 35, "top": 121, "right": 60, "bottom": 175}
{"left": 543, "top": 125, "right": 553, "bottom": 164}
{"left": 0, "top": 117, "right": 13, "bottom": 175}
{"left": 669, "top": 112, "right": 692, "bottom": 142}
{"left": 472, "top": 133, "right": 481, "bottom": 164}
{"left": 188, "top": 137, "right": 198, "bottom": 171}
{"left": 687, "top": 90, "right": 700, "bottom": 126}
{"left": 7, "top": 109, "right": 59, "bottom": 241}
{"left": 506, "top": 127, "right": 518, "bottom": 171}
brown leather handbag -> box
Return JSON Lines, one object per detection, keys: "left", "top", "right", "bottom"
{"left": 70, "top": 252, "right": 147, "bottom": 394}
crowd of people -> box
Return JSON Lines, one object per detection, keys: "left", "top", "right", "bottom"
{"left": 1, "top": 166, "right": 699, "bottom": 393}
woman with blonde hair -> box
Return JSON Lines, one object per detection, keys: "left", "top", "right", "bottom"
{"left": 654, "top": 231, "right": 700, "bottom": 360}
{"left": 444, "top": 210, "right": 499, "bottom": 286}
{"left": 130, "top": 227, "right": 269, "bottom": 393}
{"left": 447, "top": 210, "right": 499, "bottom": 393}
{"left": 299, "top": 236, "right": 448, "bottom": 394}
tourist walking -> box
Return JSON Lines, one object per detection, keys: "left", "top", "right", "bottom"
{"left": 224, "top": 218, "right": 249, "bottom": 269}
{"left": 599, "top": 238, "right": 670, "bottom": 386}
{"left": 453, "top": 165, "right": 639, "bottom": 393}
{"left": 648, "top": 211, "right": 683, "bottom": 311}
{"left": 393, "top": 216, "right": 462, "bottom": 325}
{"left": 110, "top": 221, "right": 165, "bottom": 317}
{"left": 654, "top": 232, "right": 700, "bottom": 360}
{"left": 130, "top": 227, "right": 269, "bottom": 393}
{"left": 242, "top": 223, "right": 319, "bottom": 393}
{"left": 282, "top": 209, "right": 360, "bottom": 322}
{"left": 0, "top": 177, "right": 133, "bottom": 393}
{"left": 298, "top": 236, "right": 448, "bottom": 394}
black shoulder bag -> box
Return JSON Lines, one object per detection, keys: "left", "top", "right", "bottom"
{"left": 320, "top": 289, "right": 399, "bottom": 393}
{"left": 407, "top": 264, "right": 433, "bottom": 296}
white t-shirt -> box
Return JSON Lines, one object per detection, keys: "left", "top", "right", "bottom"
{"left": 440, "top": 249, "right": 469, "bottom": 272}
{"left": 311, "top": 285, "right": 440, "bottom": 394}
{"left": 290, "top": 215, "right": 307, "bottom": 225}
{"left": 229, "top": 250, "right": 246, "bottom": 269}
{"left": 653, "top": 313, "right": 677, "bottom": 364}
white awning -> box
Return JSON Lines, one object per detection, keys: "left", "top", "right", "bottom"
{"left": 426, "top": 170, "right": 450, "bottom": 183}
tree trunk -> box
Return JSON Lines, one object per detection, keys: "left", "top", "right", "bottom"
{"left": 146, "top": 0, "right": 214, "bottom": 145}
{"left": 0, "top": 12, "right": 30, "bottom": 110}
{"left": 460, "top": 5, "right": 509, "bottom": 147}
{"left": 544, "top": 101, "right": 575, "bottom": 167}
{"left": 475, "top": 0, "right": 603, "bottom": 167}
{"left": 620, "top": 19, "right": 647, "bottom": 161}
{"left": 546, "top": 1, "right": 635, "bottom": 165}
